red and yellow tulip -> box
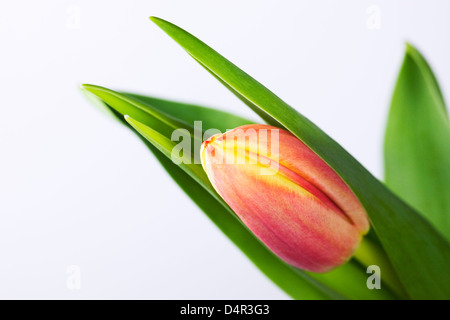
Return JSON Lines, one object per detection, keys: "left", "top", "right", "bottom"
{"left": 201, "top": 124, "right": 369, "bottom": 272}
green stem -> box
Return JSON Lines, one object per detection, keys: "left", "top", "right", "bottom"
{"left": 353, "top": 237, "right": 409, "bottom": 299}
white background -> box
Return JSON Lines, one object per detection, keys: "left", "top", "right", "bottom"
{"left": 1, "top": 1, "right": 449, "bottom": 299}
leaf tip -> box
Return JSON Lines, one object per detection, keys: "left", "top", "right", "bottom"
{"left": 80, "top": 83, "right": 101, "bottom": 95}
{"left": 80, "top": 84, "right": 103, "bottom": 99}
{"left": 405, "top": 42, "right": 419, "bottom": 56}
{"left": 79, "top": 83, "right": 90, "bottom": 92}
{"left": 124, "top": 114, "right": 139, "bottom": 128}
{"left": 124, "top": 115, "right": 152, "bottom": 137}
{"left": 149, "top": 16, "right": 165, "bottom": 26}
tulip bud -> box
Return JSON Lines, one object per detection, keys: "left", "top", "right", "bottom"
{"left": 200, "top": 124, "right": 369, "bottom": 272}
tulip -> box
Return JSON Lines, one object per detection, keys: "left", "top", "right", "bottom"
{"left": 200, "top": 124, "right": 370, "bottom": 272}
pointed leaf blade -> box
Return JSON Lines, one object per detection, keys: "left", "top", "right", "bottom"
{"left": 385, "top": 44, "right": 450, "bottom": 240}
{"left": 149, "top": 17, "right": 450, "bottom": 299}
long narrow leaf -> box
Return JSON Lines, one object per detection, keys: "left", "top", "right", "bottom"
{"left": 149, "top": 17, "right": 450, "bottom": 299}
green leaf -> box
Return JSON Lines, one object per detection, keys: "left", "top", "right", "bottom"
{"left": 82, "top": 85, "right": 340, "bottom": 299}
{"left": 122, "top": 92, "right": 254, "bottom": 132}
{"left": 149, "top": 16, "right": 450, "bottom": 299}
{"left": 82, "top": 86, "right": 396, "bottom": 299}
{"left": 385, "top": 44, "right": 450, "bottom": 241}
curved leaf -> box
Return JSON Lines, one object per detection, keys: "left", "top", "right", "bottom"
{"left": 149, "top": 17, "right": 450, "bottom": 299}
